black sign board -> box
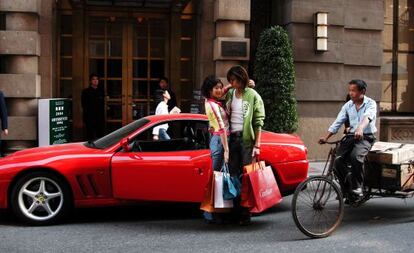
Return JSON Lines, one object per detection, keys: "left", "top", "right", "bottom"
{"left": 221, "top": 41, "right": 247, "bottom": 57}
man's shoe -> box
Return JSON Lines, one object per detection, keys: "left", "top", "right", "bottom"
{"left": 352, "top": 187, "right": 363, "bottom": 197}
{"left": 239, "top": 212, "right": 251, "bottom": 226}
{"left": 239, "top": 217, "right": 251, "bottom": 226}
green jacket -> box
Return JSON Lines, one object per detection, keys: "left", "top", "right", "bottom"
{"left": 225, "top": 87, "right": 265, "bottom": 146}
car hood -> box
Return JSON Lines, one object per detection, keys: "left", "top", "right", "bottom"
{"left": 1, "top": 142, "right": 103, "bottom": 164}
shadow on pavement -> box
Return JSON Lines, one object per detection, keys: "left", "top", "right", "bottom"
{"left": 342, "top": 199, "right": 414, "bottom": 225}
{"left": 0, "top": 202, "right": 281, "bottom": 232}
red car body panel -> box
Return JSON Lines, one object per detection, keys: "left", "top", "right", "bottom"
{"left": 0, "top": 113, "right": 308, "bottom": 209}
{"left": 112, "top": 150, "right": 212, "bottom": 202}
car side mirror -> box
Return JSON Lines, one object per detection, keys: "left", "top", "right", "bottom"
{"left": 120, "top": 138, "right": 130, "bottom": 152}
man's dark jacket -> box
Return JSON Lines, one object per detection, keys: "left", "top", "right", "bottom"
{"left": 81, "top": 86, "right": 105, "bottom": 126}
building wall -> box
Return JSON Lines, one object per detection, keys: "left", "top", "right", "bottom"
{"left": 195, "top": 0, "right": 215, "bottom": 89}
{"left": 277, "top": 0, "right": 384, "bottom": 160}
{"left": 0, "top": 0, "right": 55, "bottom": 153}
{"left": 0, "top": 0, "right": 388, "bottom": 161}
{"left": 0, "top": 0, "right": 56, "bottom": 152}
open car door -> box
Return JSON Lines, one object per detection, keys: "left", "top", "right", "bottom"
{"left": 111, "top": 119, "right": 212, "bottom": 203}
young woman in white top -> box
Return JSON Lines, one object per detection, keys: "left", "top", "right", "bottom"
{"left": 153, "top": 90, "right": 171, "bottom": 140}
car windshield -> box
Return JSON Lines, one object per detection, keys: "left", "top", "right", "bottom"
{"left": 85, "top": 118, "right": 150, "bottom": 149}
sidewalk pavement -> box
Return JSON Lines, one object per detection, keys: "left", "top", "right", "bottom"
{"left": 308, "top": 161, "right": 326, "bottom": 176}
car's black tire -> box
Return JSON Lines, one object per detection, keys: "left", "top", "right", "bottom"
{"left": 10, "top": 171, "right": 72, "bottom": 225}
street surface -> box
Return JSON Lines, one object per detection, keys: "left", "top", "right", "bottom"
{"left": 0, "top": 163, "right": 413, "bottom": 253}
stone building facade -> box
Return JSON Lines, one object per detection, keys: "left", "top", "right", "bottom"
{"left": 0, "top": 0, "right": 413, "bottom": 160}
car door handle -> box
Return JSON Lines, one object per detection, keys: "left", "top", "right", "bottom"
{"left": 194, "top": 168, "right": 204, "bottom": 175}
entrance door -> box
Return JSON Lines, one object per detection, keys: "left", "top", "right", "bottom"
{"left": 88, "top": 16, "right": 168, "bottom": 133}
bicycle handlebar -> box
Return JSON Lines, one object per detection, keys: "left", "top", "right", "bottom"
{"left": 320, "top": 134, "right": 355, "bottom": 145}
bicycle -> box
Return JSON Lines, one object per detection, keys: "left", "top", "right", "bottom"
{"left": 291, "top": 134, "right": 414, "bottom": 238}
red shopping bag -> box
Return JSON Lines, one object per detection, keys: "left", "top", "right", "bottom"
{"left": 248, "top": 165, "right": 282, "bottom": 213}
{"left": 240, "top": 173, "right": 255, "bottom": 208}
{"left": 240, "top": 160, "right": 265, "bottom": 209}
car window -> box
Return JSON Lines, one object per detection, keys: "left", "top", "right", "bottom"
{"left": 89, "top": 118, "right": 150, "bottom": 149}
{"left": 130, "top": 120, "right": 210, "bottom": 152}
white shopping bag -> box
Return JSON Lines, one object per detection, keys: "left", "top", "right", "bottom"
{"left": 214, "top": 171, "right": 233, "bottom": 208}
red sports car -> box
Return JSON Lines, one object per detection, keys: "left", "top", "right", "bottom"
{"left": 0, "top": 114, "right": 308, "bottom": 225}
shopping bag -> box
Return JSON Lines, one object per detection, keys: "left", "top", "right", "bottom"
{"left": 222, "top": 164, "right": 240, "bottom": 200}
{"left": 200, "top": 172, "right": 231, "bottom": 213}
{"left": 231, "top": 176, "right": 242, "bottom": 196}
{"left": 243, "top": 160, "right": 266, "bottom": 174}
{"left": 240, "top": 160, "right": 264, "bottom": 208}
{"left": 214, "top": 171, "right": 233, "bottom": 208}
{"left": 248, "top": 165, "right": 283, "bottom": 213}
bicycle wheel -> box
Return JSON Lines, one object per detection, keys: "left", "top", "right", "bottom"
{"left": 291, "top": 176, "right": 344, "bottom": 238}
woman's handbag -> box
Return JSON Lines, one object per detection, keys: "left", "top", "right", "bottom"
{"left": 222, "top": 163, "right": 241, "bottom": 200}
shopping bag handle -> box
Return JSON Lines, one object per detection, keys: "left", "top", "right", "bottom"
{"left": 221, "top": 163, "right": 230, "bottom": 173}
{"left": 252, "top": 156, "right": 265, "bottom": 171}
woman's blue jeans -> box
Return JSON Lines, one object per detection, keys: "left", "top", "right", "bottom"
{"left": 210, "top": 135, "right": 224, "bottom": 172}
{"left": 158, "top": 128, "right": 170, "bottom": 140}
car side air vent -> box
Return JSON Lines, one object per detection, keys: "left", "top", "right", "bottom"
{"left": 87, "top": 174, "right": 100, "bottom": 196}
{"left": 76, "top": 174, "right": 100, "bottom": 197}
{"left": 76, "top": 175, "right": 88, "bottom": 197}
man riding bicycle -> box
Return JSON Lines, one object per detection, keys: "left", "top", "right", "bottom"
{"left": 319, "top": 79, "right": 377, "bottom": 197}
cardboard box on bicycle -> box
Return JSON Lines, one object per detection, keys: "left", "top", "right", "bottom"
{"left": 368, "top": 141, "right": 414, "bottom": 165}
{"left": 365, "top": 162, "right": 414, "bottom": 191}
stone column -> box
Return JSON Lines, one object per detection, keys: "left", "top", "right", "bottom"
{"left": 0, "top": 0, "right": 44, "bottom": 152}
{"left": 194, "top": 0, "right": 215, "bottom": 88}
{"left": 213, "top": 0, "right": 251, "bottom": 83}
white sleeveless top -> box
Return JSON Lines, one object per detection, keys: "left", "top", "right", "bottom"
{"left": 230, "top": 91, "right": 243, "bottom": 133}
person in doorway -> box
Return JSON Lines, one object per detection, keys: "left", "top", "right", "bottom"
{"left": 157, "top": 77, "right": 177, "bottom": 112}
{"left": 81, "top": 73, "right": 105, "bottom": 141}
{"left": 319, "top": 79, "right": 377, "bottom": 197}
{"left": 0, "top": 91, "right": 8, "bottom": 157}
{"left": 225, "top": 65, "right": 265, "bottom": 226}
{"left": 153, "top": 90, "right": 171, "bottom": 141}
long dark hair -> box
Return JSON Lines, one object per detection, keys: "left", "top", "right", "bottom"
{"left": 201, "top": 75, "right": 223, "bottom": 99}
{"left": 226, "top": 65, "right": 249, "bottom": 89}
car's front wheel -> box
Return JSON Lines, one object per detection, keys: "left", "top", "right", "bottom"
{"left": 10, "top": 171, "right": 72, "bottom": 225}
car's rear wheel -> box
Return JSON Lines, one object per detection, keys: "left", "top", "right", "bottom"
{"left": 10, "top": 171, "right": 72, "bottom": 225}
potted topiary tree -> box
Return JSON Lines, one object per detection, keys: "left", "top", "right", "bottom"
{"left": 254, "top": 26, "right": 298, "bottom": 133}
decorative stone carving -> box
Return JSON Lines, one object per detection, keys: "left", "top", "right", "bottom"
{"left": 391, "top": 127, "right": 414, "bottom": 143}
{"left": 381, "top": 117, "right": 414, "bottom": 144}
